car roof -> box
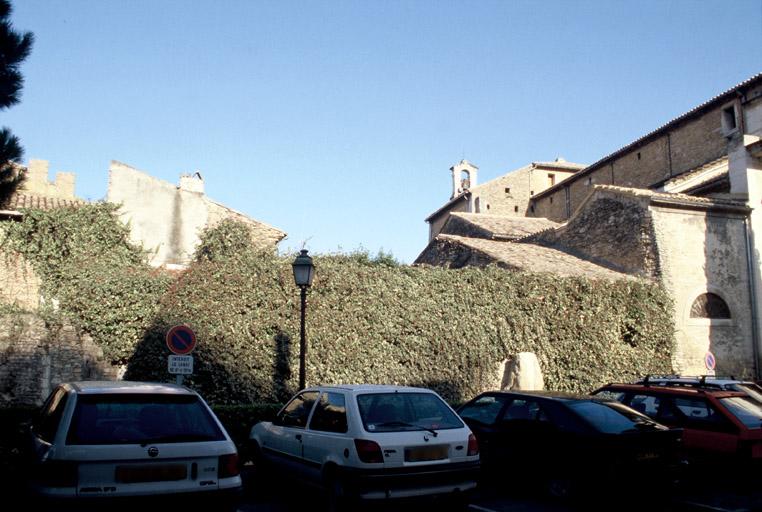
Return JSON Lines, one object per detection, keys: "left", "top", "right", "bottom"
{"left": 638, "top": 376, "right": 755, "bottom": 386}
{"left": 598, "top": 383, "right": 746, "bottom": 399}
{"left": 66, "top": 381, "right": 196, "bottom": 395}
{"left": 476, "top": 390, "right": 613, "bottom": 403}
{"left": 305, "top": 384, "right": 436, "bottom": 394}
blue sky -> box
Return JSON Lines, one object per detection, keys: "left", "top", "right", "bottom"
{"left": 4, "top": 0, "right": 761, "bottom": 263}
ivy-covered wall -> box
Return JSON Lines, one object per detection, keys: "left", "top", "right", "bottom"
{"left": 0, "top": 208, "right": 675, "bottom": 404}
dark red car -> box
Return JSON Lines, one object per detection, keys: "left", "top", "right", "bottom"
{"left": 592, "top": 383, "right": 762, "bottom": 463}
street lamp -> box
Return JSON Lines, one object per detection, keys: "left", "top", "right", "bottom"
{"left": 292, "top": 249, "right": 315, "bottom": 390}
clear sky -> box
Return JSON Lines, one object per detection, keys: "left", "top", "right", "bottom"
{"left": 4, "top": 0, "right": 761, "bottom": 263}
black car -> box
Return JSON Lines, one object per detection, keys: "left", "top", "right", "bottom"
{"left": 456, "top": 391, "right": 683, "bottom": 498}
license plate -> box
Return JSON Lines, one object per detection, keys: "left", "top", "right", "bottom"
{"left": 405, "top": 445, "right": 448, "bottom": 462}
{"left": 115, "top": 463, "right": 187, "bottom": 483}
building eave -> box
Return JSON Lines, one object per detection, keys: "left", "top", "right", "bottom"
{"left": 532, "top": 72, "right": 762, "bottom": 201}
{"left": 424, "top": 192, "right": 469, "bottom": 223}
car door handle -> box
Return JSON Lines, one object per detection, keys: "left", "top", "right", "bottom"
{"left": 295, "top": 434, "right": 302, "bottom": 441}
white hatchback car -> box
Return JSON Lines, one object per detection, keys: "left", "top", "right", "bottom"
{"left": 248, "top": 384, "right": 479, "bottom": 508}
{"left": 27, "top": 381, "right": 242, "bottom": 505}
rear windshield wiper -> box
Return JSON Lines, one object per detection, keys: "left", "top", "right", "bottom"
{"left": 375, "top": 421, "right": 438, "bottom": 437}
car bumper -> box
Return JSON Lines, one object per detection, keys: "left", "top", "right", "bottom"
{"left": 339, "top": 460, "right": 480, "bottom": 500}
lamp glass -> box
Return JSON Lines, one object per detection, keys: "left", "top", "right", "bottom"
{"left": 292, "top": 250, "right": 315, "bottom": 287}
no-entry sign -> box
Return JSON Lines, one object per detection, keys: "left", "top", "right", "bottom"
{"left": 166, "top": 325, "right": 197, "bottom": 355}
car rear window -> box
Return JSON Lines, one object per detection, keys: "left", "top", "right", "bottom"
{"left": 734, "top": 384, "right": 762, "bottom": 404}
{"left": 720, "top": 396, "right": 762, "bottom": 429}
{"left": 66, "top": 393, "right": 225, "bottom": 445}
{"left": 357, "top": 392, "right": 463, "bottom": 432}
{"left": 567, "top": 401, "right": 662, "bottom": 434}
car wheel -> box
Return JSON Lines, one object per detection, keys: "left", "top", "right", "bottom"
{"left": 245, "top": 441, "right": 271, "bottom": 494}
{"left": 325, "top": 474, "right": 355, "bottom": 512}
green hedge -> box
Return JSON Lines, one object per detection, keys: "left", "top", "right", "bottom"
{"left": 2, "top": 209, "right": 675, "bottom": 405}
{"left": 211, "top": 403, "right": 282, "bottom": 451}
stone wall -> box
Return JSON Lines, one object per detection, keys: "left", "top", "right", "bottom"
{"left": 428, "top": 197, "right": 468, "bottom": 241}
{"left": 472, "top": 165, "right": 576, "bottom": 218}
{"left": 0, "top": 248, "right": 40, "bottom": 310}
{"left": 107, "top": 161, "right": 209, "bottom": 267}
{"left": 416, "top": 237, "right": 501, "bottom": 269}
{"left": 108, "top": 161, "right": 286, "bottom": 267}
{"left": 651, "top": 206, "right": 753, "bottom": 377}
{"left": 20, "top": 159, "right": 77, "bottom": 199}
{"left": 525, "top": 188, "right": 661, "bottom": 278}
{"left": 0, "top": 314, "right": 119, "bottom": 406}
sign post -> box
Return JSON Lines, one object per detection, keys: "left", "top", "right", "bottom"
{"left": 166, "top": 325, "right": 197, "bottom": 385}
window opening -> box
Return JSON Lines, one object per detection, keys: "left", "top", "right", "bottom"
{"left": 690, "top": 293, "right": 731, "bottom": 319}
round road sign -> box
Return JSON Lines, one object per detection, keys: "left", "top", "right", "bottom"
{"left": 166, "top": 325, "right": 197, "bottom": 355}
{"left": 704, "top": 351, "right": 716, "bottom": 371}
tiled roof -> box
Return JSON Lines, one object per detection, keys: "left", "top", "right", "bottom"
{"left": 206, "top": 198, "right": 287, "bottom": 242}
{"left": 533, "top": 72, "right": 762, "bottom": 201}
{"left": 448, "top": 213, "right": 560, "bottom": 240}
{"left": 594, "top": 184, "right": 744, "bottom": 207}
{"left": 531, "top": 160, "right": 587, "bottom": 170}
{"left": 0, "top": 192, "right": 87, "bottom": 211}
{"left": 436, "top": 234, "right": 630, "bottom": 280}
{"left": 653, "top": 157, "right": 728, "bottom": 192}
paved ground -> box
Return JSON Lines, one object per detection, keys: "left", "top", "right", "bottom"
{"left": 237, "top": 467, "right": 762, "bottom": 512}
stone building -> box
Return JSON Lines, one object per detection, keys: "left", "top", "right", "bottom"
{"left": 107, "top": 161, "right": 287, "bottom": 268}
{"left": 425, "top": 158, "right": 585, "bottom": 241}
{"left": 417, "top": 72, "right": 762, "bottom": 379}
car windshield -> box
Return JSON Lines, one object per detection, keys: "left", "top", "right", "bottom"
{"left": 567, "top": 400, "right": 664, "bottom": 434}
{"left": 66, "top": 393, "right": 225, "bottom": 445}
{"left": 720, "top": 396, "right": 762, "bottom": 429}
{"left": 458, "top": 394, "right": 511, "bottom": 425}
{"left": 357, "top": 392, "right": 463, "bottom": 432}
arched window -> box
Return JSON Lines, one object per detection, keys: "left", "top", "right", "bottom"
{"left": 690, "top": 293, "right": 731, "bottom": 319}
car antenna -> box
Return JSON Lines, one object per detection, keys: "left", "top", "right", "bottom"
{"left": 699, "top": 375, "right": 706, "bottom": 386}
{"left": 643, "top": 375, "right": 651, "bottom": 387}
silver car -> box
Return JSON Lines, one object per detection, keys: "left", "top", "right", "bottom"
{"left": 27, "top": 381, "right": 242, "bottom": 505}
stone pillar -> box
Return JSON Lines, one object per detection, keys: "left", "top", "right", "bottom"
{"left": 26, "top": 159, "right": 49, "bottom": 189}
{"left": 499, "top": 352, "right": 545, "bottom": 391}
{"left": 55, "top": 172, "right": 76, "bottom": 198}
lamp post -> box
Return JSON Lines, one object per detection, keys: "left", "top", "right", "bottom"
{"left": 292, "top": 249, "right": 315, "bottom": 390}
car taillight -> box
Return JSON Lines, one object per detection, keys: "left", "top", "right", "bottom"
{"left": 467, "top": 434, "right": 479, "bottom": 456}
{"left": 354, "top": 439, "right": 383, "bottom": 463}
{"left": 218, "top": 453, "right": 240, "bottom": 478}
{"left": 38, "top": 460, "right": 78, "bottom": 487}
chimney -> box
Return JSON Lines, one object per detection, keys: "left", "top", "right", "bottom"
{"left": 179, "top": 171, "right": 204, "bottom": 194}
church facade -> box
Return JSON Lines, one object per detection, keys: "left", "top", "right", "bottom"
{"left": 417, "top": 72, "right": 762, "bottom": 379}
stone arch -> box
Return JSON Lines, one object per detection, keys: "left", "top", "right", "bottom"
{"left": 690, "top": 292, "right": 731, "bottom": 319}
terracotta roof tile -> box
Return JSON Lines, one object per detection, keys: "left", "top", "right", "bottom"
{"left": 0, "top": 192, "right": 87, "bottom": 211}
{"left": 448, "top": 213, "right": 560, "bottom": 240}
{"left": 437, "top": 234, "right": 630, "bottom": 280}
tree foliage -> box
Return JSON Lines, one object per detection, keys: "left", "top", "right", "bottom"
{"left": 0, "top": 0, "right": 32, "bottom": 185}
